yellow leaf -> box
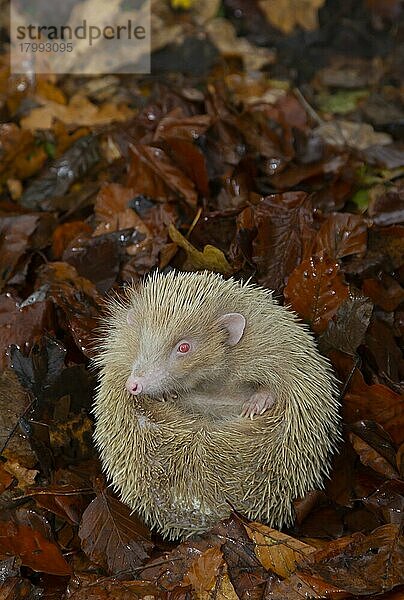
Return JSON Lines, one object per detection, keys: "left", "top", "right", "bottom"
{"left": 259, "top": 0, "right": 325, "bottom": 34}
{"left": 168, "top": 224, "right": 232, "bottom": 275}
{"left": 244, "top": 522, "right": 317, "bottom": 577}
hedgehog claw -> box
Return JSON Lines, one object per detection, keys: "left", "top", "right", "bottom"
{"left": 241, "top": 390, "right": 275, "bottom": 419}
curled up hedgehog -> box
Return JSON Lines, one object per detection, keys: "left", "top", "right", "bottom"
{"left": 93, "top": 270, "right": 341, "bottom": 539}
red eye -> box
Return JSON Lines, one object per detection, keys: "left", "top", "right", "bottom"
{"left": 178, "top": 342, "right": 190, "bottom": 354}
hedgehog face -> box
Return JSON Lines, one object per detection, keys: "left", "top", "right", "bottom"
{"left": 125, "top": 311, "right": 246, "bottom": 398}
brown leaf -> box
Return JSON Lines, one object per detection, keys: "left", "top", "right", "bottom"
{"left": 244, "top": 522, "right": 316, "bottom": 577}
{"left": 0, "top": 508, "right": 72, "bottom": 575}
{"left": 140, "top": 531, "right": 222, "bottom": 591}
{"left": 0, "top": 123, "right": 47, "bottom": 181}
{"left": 0, "top": 461, "right": 14, "bottom": 493}
{"left": 35, "top": 262, "right": 103, "bottom": 357}
{"left": 344, "top": 383, "right": 404, "bottom": 447}
{"left": 284, "top": 254, "right": 349, "bottom": 333}
{"left": 65, "top": 575, "right": 162, "bottom": 600}
{"left": 52, "top": 221, "right": 93, "bottom": 260}
{"left": 217, "top": 516, "right": 271, "bottom": 598}
{"left": 0, "top": 214, "right": 40, "bottom": 292}
{"left": 233, "top": 192, "right": 315, "bottom": 291}
{"left": 29, "top": 484, "right": 90, "bottom": 525}
{"left": 3, "top": 459, "right": 38, "bottom": 490}
{"left": 349, "top": 433, "right": 399, "bottom": 480}
{"left": 78, "top": 488, "right": 154, "bottom": 575}
{"left": 93, "top": 183, "right": 139, "bottom": 235}
{"left": 0, "top": 294, "right": 54, "bottom": 370}
{"left": 127, "top": 144, "right": 198, "bottom": 206}
{"left": 182, "top": 546, "right": 225, "bottom": 594}
{"left": 20, "top": 94, "right": 134, "bottom": 131}
{"left": 318, "top": 293, "right": 373, "bottom": 356}
{"left": 362, "top": 275, "right": 404, "bottom": 312}
{"left": 304, "top": 524, "right": 404, "bottom": 595}
{"left": 313, "top": 213, "right": 368, "bottom": 259}
{"left": 267, "top": 571, "right": 350, "bottom": 599}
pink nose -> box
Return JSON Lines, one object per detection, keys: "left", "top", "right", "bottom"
{"left": 126, "top": 376, "right": 143, "bottom": 395}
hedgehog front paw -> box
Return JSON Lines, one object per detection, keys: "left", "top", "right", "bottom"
{"left": 240, "top": 390, "right": 275, "bottom": 419}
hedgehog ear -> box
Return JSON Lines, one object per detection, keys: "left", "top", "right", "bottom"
{"left": 216, "top": 312, "right": 246, "bottom": 346}
{"left": 127, "top": 309, "right": 136, "bottom": 326}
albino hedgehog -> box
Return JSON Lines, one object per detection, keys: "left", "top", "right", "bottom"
{"left": 93, "top": 270, "right": 341, "bottom": 539}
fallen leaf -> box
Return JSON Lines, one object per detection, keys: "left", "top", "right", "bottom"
{"left": 3, "top": 459, "right": 38, "bottom": 489}
{"left": 314, "top": 120, "right": 392, "bottom": 150}
{"left": 313, "top": 213, "right": 368, "bottom": 259}
{"left": 169, "top": 224, "right": 232, "bottom": 274}
{"left": 0, "top": 462, "right": 14, "bottom": 493}
{"left": 183, "top": 546, "right": 224, "bottom": 594}
{"left": 259, "top": 0, "right": 325, "bottom": 34}
{"left": 0, "top": 508, "right": 72, "bottom": 575}
{"left": 0, "top": 213, "right": 40, "bottom": 292}
{"left": 304, "top": 524, "right": 404, "bottom": 595}
{"left": 128, "top": 144, "right": 198, "bottom": 206}
{"left": 284, "top": 254, "right": 349, "bottom": 333}
{"left": 20, "top": 95, "right": 134, "bottom": 131}
{"left": 206, "top": 18, "right": 275, "bottom": 71}
{"left": 79, "top": 488, "right": 154, "bottom": 574}
{"left": 318, "top": 293, "right": 373, "bottom": 356}
{"left": 244, "top": 522, "right": 316, "bottom": 577}
{"left": 233, "top": 192, "right": 316, "bottom": 291}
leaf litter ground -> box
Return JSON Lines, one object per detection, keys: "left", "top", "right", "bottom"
{"left": 0, "top": 0, "right": 403, "bottom": 598}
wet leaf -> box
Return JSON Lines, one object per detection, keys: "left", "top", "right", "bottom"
{"left": 78, "top": 488, "right": 154, "bottom": 574}
{"left": 304, "top": 524, "right": 404, "bottom": 595}
{"left": 0, "top": 214, "right": 39, "bottom": 292}
{"left": 313, "top": 213, "right": 368, "bottom": 259}
{"left": 284, "top": 255, "right": 349, "bottom": 333}
{"left": 20, "top": 135, "right": 100, "bottom": 210}
{"left": 349, "top": 431, "right": 399, "bottom": 480}
{"left": 234, "top": 192, "right": 316, "bottom": 291}
{"left": 318, "top": 293, "right": 373, "bottom": 356}
{"left": 0, "top": 508, "right": 72, "bottom": 576}
{"left": 127, "top": 144, "right": 198, "bottom": 206}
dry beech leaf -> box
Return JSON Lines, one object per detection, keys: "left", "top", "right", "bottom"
{"left": 206, "top": 18, "right": 275, "bottom": 71}
{"left": 3, "top": 459, "right": 38, "bottom": 489}
{"left": 284, "top": 254, "right": 349, "bottom": 333}
{"left": 52, "top": 221, "right": 93, "bottom": 260}
{"left": 244, "top": 523, "right": 317, "bottom": 578}
{"left": 20, "top": 95, "right": 134, "bottom": 131}
{"left": 169, "top": 224, "right": 232, "bottom": 275}
{"left": 259, "top": 0, "right": 325, "bottom": 34}
{"left": 78, "top": 488, "right": 154, "bottom": 575}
